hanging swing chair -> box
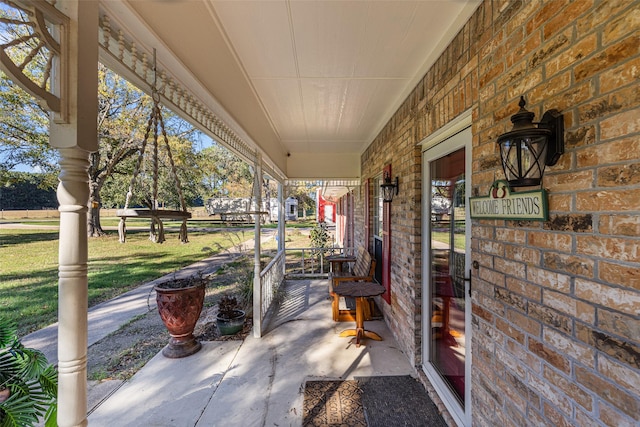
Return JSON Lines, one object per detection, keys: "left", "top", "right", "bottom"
{"left": 116, "top": 54, "right": 191, "bottom": 244}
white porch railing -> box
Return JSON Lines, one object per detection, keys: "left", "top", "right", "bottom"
{"left": 284, "top": 246, "right": 355, "bottom": 278}
{"left": 254, "top": 245, "right": 355, "bottom": 336}
{"left": 259, "top": 249, "right": 285, "bottom": 320}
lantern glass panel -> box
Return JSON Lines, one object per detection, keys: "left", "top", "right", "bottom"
{"left": 382, "top": 184, "right": 395, "bottom": 202}
{"left": 500, "top": 134, "right": 548, "bottom": 186}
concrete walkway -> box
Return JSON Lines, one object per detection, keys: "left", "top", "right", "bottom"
{"left": 88, "top": 279, "right": 415, "bottom": 426}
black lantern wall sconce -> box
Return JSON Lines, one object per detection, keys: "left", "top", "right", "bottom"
{"left": 381, "top": 171, "right": 399, "bottom": 203}
{"left": 497, "top": 96, "right": 565, "bottom": 188}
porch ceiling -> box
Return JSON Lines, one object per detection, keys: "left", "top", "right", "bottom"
{"left": 103, "top": 0, "right": 480, "bottom": 180}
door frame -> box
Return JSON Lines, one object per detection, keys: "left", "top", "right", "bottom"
{"left": 420, "top": 111, "right": 472, "bottom": 427}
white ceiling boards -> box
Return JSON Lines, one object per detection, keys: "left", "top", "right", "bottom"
{"left": 105, "top": 0, "right": 480, "bottom": 179}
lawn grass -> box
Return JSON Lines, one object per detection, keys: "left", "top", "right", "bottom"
{"left": 0, "top": 227, "right": 254, "bottom": 337}
{"left": 431, "top": 231, "right": 466, "bottom": 251}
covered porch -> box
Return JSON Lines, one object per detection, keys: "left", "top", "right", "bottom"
{"left": 2, "top": 1, "right": 471, "bottom": 424}
{"left": 87, "top": 278, "right": 420, "bottom": 426}
{"left": 3, "top": 0, "right": 638, "bottom": 426}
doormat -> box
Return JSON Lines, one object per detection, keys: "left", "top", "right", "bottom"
{"left": 303, "top": 380, "right": 366, "bottom": 426}
{"left": 356, "top": 375, "right": 448, "bottom": 427}
{"left": 303, "top": 376, "right": 446, "bottom": 426}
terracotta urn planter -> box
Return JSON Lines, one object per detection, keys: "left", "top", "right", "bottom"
{"left": 155, "top": 277, "right": 206, "bottom": 358}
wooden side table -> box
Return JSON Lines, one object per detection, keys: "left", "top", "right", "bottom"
{"left": 333, "top": 281, "right": 386, "bottom": 347}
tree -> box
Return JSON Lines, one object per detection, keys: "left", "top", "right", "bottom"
{"left": 87, "top": 65, "right": 152, "bottom": 236}
{"left": 3, "top": 49, "right": 249, "bottom": 235}
{"left": 0, "top": 71, "right": 57, "bottom": 189}
{"left": 0, "top": 172, "right": 57, "bottom": 210}
{"left": 288, "top": 184, "right": 316, "bottom": 218}
{"left": 197, "top": 143, "right": 252, "bottom": 199}
{"left": 89, "top": 65, "right": 205, "bottom": 235}
{"left": 0, "top": 7, "right": 58, "bottom": 189}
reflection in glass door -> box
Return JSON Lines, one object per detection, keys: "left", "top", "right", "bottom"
{"left": 430, "top": 147, "right": 466, "bottom": 402}
{"left": 422, "top": 125, "right": 471, "bottom": 426}
{"left": 373, "top": 174, "right": 383, "bottom": 284}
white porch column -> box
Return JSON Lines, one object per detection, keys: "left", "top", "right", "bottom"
{"left": 252, "top": 155, "right": 263, "bottom": 338}
{"left": 50, "top": 1, "right": 98, "bottom": 426}
{"left": 55, "top": 149, "right": 91, "bottom": 426}
{"left": 277, "top": 182, "right": 285, "bottom": 252}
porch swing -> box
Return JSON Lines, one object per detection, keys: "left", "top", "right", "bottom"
{"left": 116, "top": 52, "right": 191, "bottom": 244}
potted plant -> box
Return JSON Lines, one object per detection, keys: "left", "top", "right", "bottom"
{"left": 155, "top": 275, "right": 206, "bottom": 358}
{"left": 0, "top": 318, "right": 57, "bottom": 427}
{"left": 216, "top": 295, "right": 246, "bottom": 336}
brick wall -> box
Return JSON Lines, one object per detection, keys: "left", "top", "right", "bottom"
{"left": 358, "top": 0, "right": 639, "bottom": 425}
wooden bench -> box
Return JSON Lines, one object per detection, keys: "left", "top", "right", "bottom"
{"left": 329, "top": 247, "right": 377, "bottom": 322}
{"left": 116, "top": 209, "right": 191, "bottom": 244}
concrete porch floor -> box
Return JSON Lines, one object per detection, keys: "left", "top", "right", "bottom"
{"left": 87, "top": 279, "right": 415, "bottom": 426}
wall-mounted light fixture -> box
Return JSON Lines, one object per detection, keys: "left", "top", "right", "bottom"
{"left": 497, "top": 96, "right": 564, "bottom": 188}
{"left": 381, "top": 171, "right": 399, "bottom": 203}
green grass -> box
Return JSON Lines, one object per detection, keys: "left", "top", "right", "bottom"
{"left": 431, "top": 231, "right": 466, "bottom": 251}
{"left": 0, "top": 227, "right": 251, "bottom": 337}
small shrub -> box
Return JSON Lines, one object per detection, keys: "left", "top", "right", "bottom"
{"left": 309, "top": 221, "right": 331, "bottom": 260}
{"left": 238, "top": 269, "right": 254, "bottom": 309}
{"left": 217, "top": 296, "right": 241, "bottom": 320}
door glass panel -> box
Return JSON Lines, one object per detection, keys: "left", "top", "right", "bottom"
{"left": 429, "top": 147, "right": 466, "bottom": 405}
{"left": 373, "top": 174, "right": 383, "bottom": 284}
{"left": 374, "top": 237, "right": 382, "bottom": 284}
{"left": 373, "top": 174, "right": 383, "bottom": 237}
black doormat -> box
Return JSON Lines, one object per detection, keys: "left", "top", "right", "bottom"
{"left": 357, "top": 375, "right": 448, "bottom": 427}
{"left": 303, "top": 376, "right": 446, "bottom": 426}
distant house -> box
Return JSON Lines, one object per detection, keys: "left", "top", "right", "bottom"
{"left": 316, "top": 189, "right": 336, "bottom": 224}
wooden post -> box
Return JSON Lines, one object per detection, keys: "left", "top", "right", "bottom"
{"left": 50, "top": 2, "right": 98, "bottom": 425}
{"left": 252, "top": 154, "right": 263, "bottom": 338}
{"left": 277, "top": 182, "right": 285, "bottom": 252}
{"left": 56, "top": 148, "right": 92, "bottom": 427}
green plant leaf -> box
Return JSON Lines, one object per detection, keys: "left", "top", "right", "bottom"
{"left": 38, "top": 366, "right": 57, "bottom": 398}
{"left": 0, "top": 321, "right": 17, "bottom": 349}
{"left": 44, "top": 402, "right": 57, "bottom": 427}
{"left": 0, "top": 318, "right": 56, "bottom": 427}
{"left": 0, "top": 393, "right": 38, "bottom": 427}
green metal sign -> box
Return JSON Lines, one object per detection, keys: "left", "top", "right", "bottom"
{"left": 470, "top": 180, "right": 548, "bottom": 221}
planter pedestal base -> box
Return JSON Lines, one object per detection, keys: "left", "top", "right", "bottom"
{"left": 162, "top": 335, "right": 202, "bottom": 359}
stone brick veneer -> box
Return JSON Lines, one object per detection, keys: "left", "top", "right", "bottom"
{"left": 357, "top": 0, "right": 639, "bottom": 425}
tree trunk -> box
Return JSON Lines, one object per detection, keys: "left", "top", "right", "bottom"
{"left": 87, "top": 181, "right": 106, "bottom": 237}
{"left": 87, "top": 203, "right": 104, "bottom": 237}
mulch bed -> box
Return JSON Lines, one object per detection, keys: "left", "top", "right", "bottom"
{"left": 195, "top": 316, "right": 253, "bottom": 342}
